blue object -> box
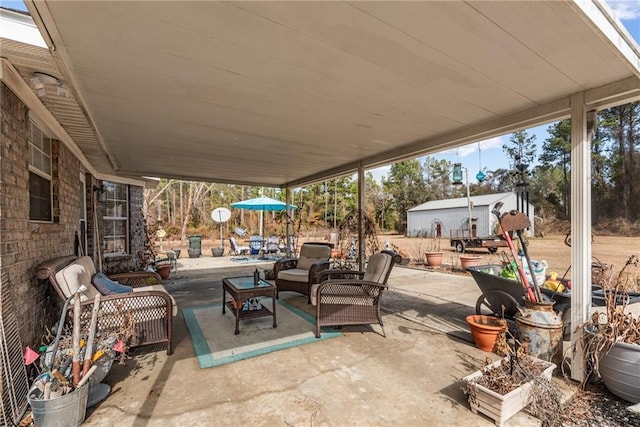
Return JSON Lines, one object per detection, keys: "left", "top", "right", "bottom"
{"left": 249, "top": 235, "right": 263, "bottom": 255}
{"left": 92, "top": 272, "right": 133, "bottom": 295}
{"left": 452, "top": 163, "right": 463, "bottom": 185}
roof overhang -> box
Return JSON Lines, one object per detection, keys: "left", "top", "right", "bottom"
{"left": 2, "top": 1, "right": 640, "bottom": 188}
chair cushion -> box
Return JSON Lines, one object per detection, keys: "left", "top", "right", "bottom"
{"left": 296, "top": 255, "right": 314, "bottom": 271}
{"left": 297, "top": 244, "right": 331, "bottom": 270}
{"left": 310, "top": 283, "right": 320, "bottom": 305}
{"left": 92, "top": 272, "right": 133, "bottom": 295}
{"left": 133, "top": 285, "right": 178, "bottom": 316}
{"left": 54, "top": 256, "right": 100, "bottom": 302}
{"left": 311, "top": 283, "right": 375, "bottom": 306}
{"left": 363, "top": 252, "right": 393, "bottom": 284}
{"left": 278, "top": 268, "right": 309, "bottom": 283}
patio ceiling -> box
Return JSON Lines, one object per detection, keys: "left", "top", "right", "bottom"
{"left": 5, "top": 1, "right": 640, "bottom": 187}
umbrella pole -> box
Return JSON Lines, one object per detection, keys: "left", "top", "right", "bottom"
{"left": 259, "top": 210, "right": 264, "bottom": 237}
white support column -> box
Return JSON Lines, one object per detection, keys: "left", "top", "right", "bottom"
{"left": 285, "top": 187, "right": 292, "bottom": 257}
{"left": 570, "top": 92, "right": 593, "bottom": 381}
{"left": 358, "top": 164, "right": 366, "bottom": 271}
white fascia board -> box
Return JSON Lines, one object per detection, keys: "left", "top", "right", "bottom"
{"left": 1, "top": 59, "right": 144, "bottom": 188}
{"left": 575, "top": 0, "right": 640, "bottom": 77}
{"left": 0, "top": 8, "right": 46, "bottom": 48}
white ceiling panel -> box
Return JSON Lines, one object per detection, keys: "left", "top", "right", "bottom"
{"left": 2, "top": 1, "right": 639, "bottom": 187}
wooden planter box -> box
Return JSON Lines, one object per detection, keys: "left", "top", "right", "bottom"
{"left": 463, "top": 355, "right": 555, "bottom": 427}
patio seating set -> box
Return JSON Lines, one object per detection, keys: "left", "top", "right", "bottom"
{"left": 36, "top": 243, "right": 401, "bottom": 353}
{"left": 222, "top": 242, "right": 401, "bottom": 337}
{"left": 26, "top": 243, "right": 401, "bottom": 425}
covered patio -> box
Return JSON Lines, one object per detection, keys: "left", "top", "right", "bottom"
{"left": 85, "top": 256, "right": 573, "bottom": 426}
{"left": 1, "top": 1, "right": 640, "bottom": 422}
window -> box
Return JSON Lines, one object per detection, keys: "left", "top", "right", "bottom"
{"left": 29, "top": 120, "right": 53, "bottom": 221}
{"left": 102, "top": 181, "right": 129, "bottom": 255}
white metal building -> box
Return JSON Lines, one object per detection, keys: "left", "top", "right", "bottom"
{"left": 406, "top": 192, "right": 535, "bottom": 238}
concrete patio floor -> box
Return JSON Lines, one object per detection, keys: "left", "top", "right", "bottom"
{"left": 83, "top": 255, "right": 576, "bottom": 426}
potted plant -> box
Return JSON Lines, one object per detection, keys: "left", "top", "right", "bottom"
{"left": 424, "top": 234, "right": 443, "bottom": 267}
{"left": 155, "top": 261, "right": 171, "bottom": 279}
{"left": 462, "top": 352, "right": 558, "bottom": 426}
{"left": 579, "top": 255, "right": 640, "bottom": 403}
{"left": 211, "top": 247, "right": 224, "bottom": 257}
{"left": 466, "top": 314, "right": 507, "bottom": 352}
{"left": 460, "top": 254, "right": 482, "bottom": 270}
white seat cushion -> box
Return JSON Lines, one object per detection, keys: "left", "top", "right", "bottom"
{"left": 278, "top": 268, "right": 309, "bottom": 283}
{"left": 55, "top": 256, "right": 99, "bottom": 302}
{"left": 310, "top": 283, "right": 320, "bottom": 305}
{"left": 54, "top": 256, "right": 177, "bottom": 316}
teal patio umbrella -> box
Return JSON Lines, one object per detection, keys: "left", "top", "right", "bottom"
{"left": 231, "top": 196, "right": 296, "bottom": 238}
{"left": 231, "top": 196, "right": 295, "bottom": 212}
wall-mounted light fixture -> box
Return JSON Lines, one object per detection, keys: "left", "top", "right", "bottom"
{"left": 93, "top": 183, "right": 107, "bottom": 203}
{"left": 29, "top": 72, "right": 69, "bottom": 98}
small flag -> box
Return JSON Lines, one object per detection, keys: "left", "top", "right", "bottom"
{"left": 113, "top": 340, "right": 125, "bottom": 353}
{"left": 23, "top": 346, "right": 39, "bottom": 365}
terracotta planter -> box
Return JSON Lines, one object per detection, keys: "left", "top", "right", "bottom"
{"left": 599, "top": 342, "right": 640, "bottom": 403}
{"left": 424, "top": 252, "right": 443, "bottom": 267}
{"left": 466, "top": 315, "right": 507, "bottom": 352}
{"left": 156, "top": 264, "right": 171, "bottom": 280}
{"left": 460, "top": 255, "right": 482, "bottom": 270}
{"left": 463, "top": 355, "right": 556, "bottom": 426}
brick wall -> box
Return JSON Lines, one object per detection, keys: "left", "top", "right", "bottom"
{"left": 1, "top": 83, "right": 147, "bottom": 349}
{"left": 0, "top": 83, "right": 77, "bottom": 346}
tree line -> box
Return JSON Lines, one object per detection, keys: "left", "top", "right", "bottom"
{"left": 144, "top": 101, "right": 640, "bottom": 239}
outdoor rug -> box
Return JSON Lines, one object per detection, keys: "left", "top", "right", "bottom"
{"left": 183, "top": 298, "right": 342, "bottom": 368}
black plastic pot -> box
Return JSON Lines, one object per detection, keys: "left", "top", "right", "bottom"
{"left": 211, "top": 247, "right": 224, "bottom": 257}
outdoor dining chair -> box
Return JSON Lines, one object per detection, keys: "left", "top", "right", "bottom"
{"left": 265, "top": 235, "right": 280, "bottom": 254}
{"left": 249, "top": 235, "right": 264, "bottom": 255}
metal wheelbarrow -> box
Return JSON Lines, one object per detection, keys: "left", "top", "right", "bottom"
{"left": 466, "top": 264, "right": 529, "bottom": 319}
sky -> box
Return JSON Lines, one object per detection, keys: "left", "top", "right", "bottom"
{"left": 2, "top": 0, "right": 639, "bottom": 183}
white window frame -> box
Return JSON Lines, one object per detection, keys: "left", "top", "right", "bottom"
{"left": 79, "top": 172, "right": 87, "bottom": 255}
{"left": 102, "top": 181, "right": 129, "bottom": 256}
{"left": 28, "top": 119, "right": 53, "bottom": 222}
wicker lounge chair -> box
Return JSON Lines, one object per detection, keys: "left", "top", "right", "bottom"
{"left": 273, "top": 242, "right": 333, "bottom": 302}
{"left": 311, "top": 250, "right": 401, "bottom": 338}
{"left": 36, "top": 255, "right": 176, "bottom": 354}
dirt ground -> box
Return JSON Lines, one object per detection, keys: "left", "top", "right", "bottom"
{"left": 162, "top": 232, "right": 639, "bottom": 279}
{"left": 378, "top": 233, "right": 640, "bottom": 279}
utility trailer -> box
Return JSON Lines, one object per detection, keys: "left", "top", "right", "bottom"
{"left": 449, "top": 230, "right": 508, "bottom": 253}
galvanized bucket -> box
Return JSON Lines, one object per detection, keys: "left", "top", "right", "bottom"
{"left": 515, "top": 300, "right": 564, "bottom": 368}
{"left": 27, "top": 380, "right": 88, "bottom": 427}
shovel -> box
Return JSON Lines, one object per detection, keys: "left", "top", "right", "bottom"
{"left": 502, "top": 210, "right": 543, "bottom": 303}
{"left": 492, "top": 202, "right": 537, "bottom": 303}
